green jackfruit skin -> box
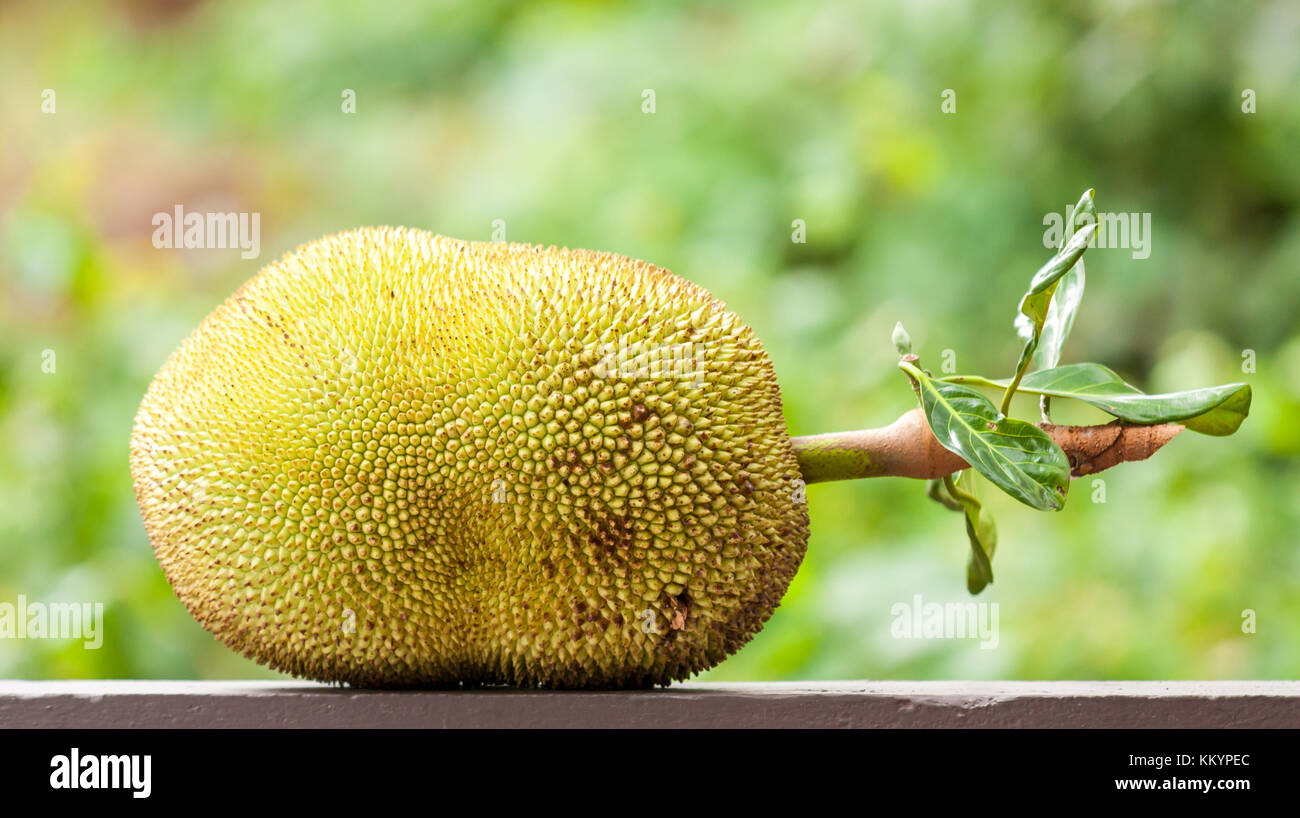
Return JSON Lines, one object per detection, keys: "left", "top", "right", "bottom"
{"left": 130, "top": 227, "right": 809, "bottom": 688}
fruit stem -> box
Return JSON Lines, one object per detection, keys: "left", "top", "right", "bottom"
{"left": 792, "top": 409, "right": 1183, "bottom": 484}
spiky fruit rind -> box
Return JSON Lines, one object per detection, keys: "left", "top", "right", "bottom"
{"left": 130, "top": 227, "right": 809, "bottom": 687}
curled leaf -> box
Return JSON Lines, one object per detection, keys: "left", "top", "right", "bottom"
{"left": 1015, "top": 221, "right": 1098, "bottom": 344}
{"left": 1034, "top": 189, "right": 1094, "bottom": 374}
{"left": 1035, "top": 263, "right": 1085, "bottom": 372}
{"left": 945, "top": 471, "right": 998, "bottom": 595}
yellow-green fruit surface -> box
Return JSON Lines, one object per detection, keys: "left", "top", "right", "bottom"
{"left": 130, "top": 227, "right": 809, "bottom": 687}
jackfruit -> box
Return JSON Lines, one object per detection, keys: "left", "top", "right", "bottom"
{"left": 131, "top": 227, "right": 809, "bottom": 687}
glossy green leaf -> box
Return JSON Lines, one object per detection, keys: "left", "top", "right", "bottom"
{"left": 944, "top": 363, "right": 1252, "bottom": 436}
{"left": 1034, "top": 189, "right": 1094, "bottom": 373}
{"left": 908, "top": 370, "right": 1070, "bottom": 511}
{"left": 1005, "top": 194, "right": 1099, "bottom": 413}
{"left": 1033, "top": 262, "right": 1084, "bottom": 373}
{"left": 1070, "top": 188, "right": 1097, "bottom": 233}
{"left": 1015, "top": 221, "right": 1098, "bottom": 343}
{"left": 1180, "top": 387, "right": 1253, "bottom": 436}
{"left": 1029, "top": 191, "right": 1092, "bottom": 413}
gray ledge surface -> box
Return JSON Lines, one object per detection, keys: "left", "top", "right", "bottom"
{"left": 3, "top": 680, "right": 1299, "bottom": 728}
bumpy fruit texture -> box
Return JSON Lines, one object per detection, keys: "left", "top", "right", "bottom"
{"left": 131, "top": 227, "right": 809, "bottom": 687}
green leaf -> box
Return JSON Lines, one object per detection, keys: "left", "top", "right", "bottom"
{"left": 1004, "top": 195, "right": 1099, "bottom": 414}
{"left": 1035, "top": 262, "right": 1085, "bottom": 371}
{"left": 1034, "top": 189, "right": 1094, "bottom": 372}
{"left": 906, "top": 367, "right": 1070, "bottom": 511}
{"left": 1181, "top": 387, "right": 1252, "bottom": 436}
{"left": 1033, "top": 266, "right": 1084, "bottom": 377}
{"left": 1070, "top": 188, "right": 1097, "bottom": 233}
{"left": 944, "top": 363, "right": 1252, "bottom": 436}
{"left": 1015, "top": 221, "right": 1098, "bottom": 344}
{"left": 945, "top": 471, "right": 998, "bottom": 595}
{"left": 1033, "top": 263, "right": 1082, "bottom": 422}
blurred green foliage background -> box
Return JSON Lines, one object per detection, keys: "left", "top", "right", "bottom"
{"left": 1, "top": 0, "right": 1298, "bottom": 682}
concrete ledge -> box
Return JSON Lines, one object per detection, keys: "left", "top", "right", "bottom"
{"left": 3, "top": 681, "right": 1299, "bottom": 728}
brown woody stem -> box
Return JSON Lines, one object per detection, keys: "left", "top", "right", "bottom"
{"left": 793, "top": 408, "right": 1183, "bottom": 484}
